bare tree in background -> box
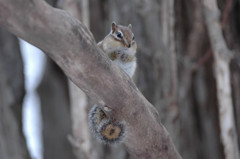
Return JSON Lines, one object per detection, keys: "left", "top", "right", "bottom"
{"left": 0, "top": 0, "right": 240, "bottom": 159}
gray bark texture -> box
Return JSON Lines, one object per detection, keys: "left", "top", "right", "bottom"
{"left": 0, "top": 28, "right": 30, "bottom": 159}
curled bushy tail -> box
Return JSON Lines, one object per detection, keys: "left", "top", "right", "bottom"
{"left": 88, "top": 105, "right": 125, "bottom": 144}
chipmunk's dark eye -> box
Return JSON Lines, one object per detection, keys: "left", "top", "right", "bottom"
{"left": 132, "top": 36, "right": 135, "bottom": 40}
{"left": 117, "top": 32, "right": 123, "bottom": 38}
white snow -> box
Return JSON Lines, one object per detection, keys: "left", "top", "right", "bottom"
{"left": 19, "top": 39, "right": 46, "bottom": 159}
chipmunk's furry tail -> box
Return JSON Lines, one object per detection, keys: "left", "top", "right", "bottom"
{"left": 88, "top": 105, "right": 125, "bottom": 144}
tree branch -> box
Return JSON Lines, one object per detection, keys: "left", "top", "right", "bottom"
{"left": 0, "top": 0, "right": 181, "bottom": 158}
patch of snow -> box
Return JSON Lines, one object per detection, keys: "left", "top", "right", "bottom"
{"left": 19, "top": 39, "right": 46, "bottom": 159}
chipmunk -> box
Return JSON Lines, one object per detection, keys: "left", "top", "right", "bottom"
{"left": 88, "top": 22, "right": 137, "bottom": 144}
{"left": 97, "top": 21, "right": 137, "bottom": 77}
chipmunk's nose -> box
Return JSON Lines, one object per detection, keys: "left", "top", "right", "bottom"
{"left": 128, "top": 44, "right": 131, "bottom": 48}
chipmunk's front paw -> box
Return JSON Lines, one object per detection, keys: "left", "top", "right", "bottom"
{"left": 116, "top": 50, "right": 124, "bottom": 58}
{"left": 120, "top": 54, "right": 129, "bottom": 62}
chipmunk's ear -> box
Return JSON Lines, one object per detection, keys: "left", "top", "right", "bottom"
{"left": 128, "top": 24, "right": 132, "bottom": 29}
{"left": 111, "top": 21, "right": 117, "bottom": 33}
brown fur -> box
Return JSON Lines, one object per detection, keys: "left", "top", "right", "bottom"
{"left": 101, "top": 124, "right": 121, "bottom": 140}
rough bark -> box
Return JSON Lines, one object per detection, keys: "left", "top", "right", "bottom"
{"left": 0, "top": 28, "right": 30, "bottom": 159}
{"left": 0, "top": 0, "right": 181, "bottom": 158}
